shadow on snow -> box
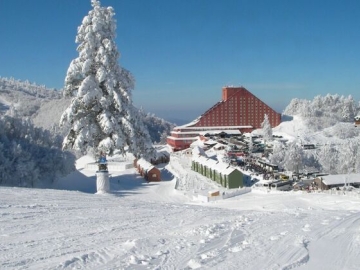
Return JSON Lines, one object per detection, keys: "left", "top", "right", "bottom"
{"left": 55, "top": 165, "right": 175, "bottom": 195}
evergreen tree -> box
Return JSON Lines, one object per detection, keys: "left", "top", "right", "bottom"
{"left": 0, "top": 115, "right": 75, "bottom": 187}
{"left": 269, "top": 141, "right": 286, "bottom": 168}
{"left": 317, "top": 143, "right": 338, "bottom": 174}
{"left": 248, "top": 135, "right": 254, "bottom": 156}
{"left": 283, "top": 140, "right": 304, "bottom": 173}
{"left": 341, "top": 95, "right": 356, "bottom": 122}
{"left": 159, "top": 130, "right": 169, "bottom": 144}
{"left": 60, "top": 0, "right": 155, "bottom": 159}
{"left": 336, "top": 139, "right": 359, "bottom": 173}
{"left": 261, "top": 114, "right": 273, "bottom": 143}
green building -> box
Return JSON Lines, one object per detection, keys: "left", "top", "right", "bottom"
{"left": 192, "top": 155, "right": 244, "bottom": 189}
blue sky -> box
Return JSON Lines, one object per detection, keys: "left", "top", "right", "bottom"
{"left": 1, "top": 0, "right": 359, "bottom": 122}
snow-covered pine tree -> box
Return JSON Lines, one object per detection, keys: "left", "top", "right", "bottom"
{"left": 0, "top": 115, "right": 75, "bottom": 187}
{"left": 122, "top": 105, "right": 156, "bottom": 160}
{"left": 317, "top": 143, "right": 338, "bottom": 174}
{"left": 248, "top": 135, "right": 254, "bottom": 156}
{"left": 336, "top": 139, "right": 359, "bottom": 174}
{"left": 60, "top": 0, "right": 155, "bottom": 160}
{"left": 341, "top": 95, "right": 356, "bottom": 122}
{"left": 269, "top": 141, "right": 286, "bottom": 169}
{"left": 283, "top": 140, "right": 304, "bottom": 173}
{"left": 261, "top": 114, "right": 273, "bottom": 143}
{"left": 159, "top": 130, "right": 169, "bottom": 145}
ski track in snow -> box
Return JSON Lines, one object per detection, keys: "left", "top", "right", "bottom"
{"left": 2, "top": 160, "right": 360, "bottom": 269}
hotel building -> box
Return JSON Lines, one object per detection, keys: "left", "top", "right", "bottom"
{"left": 167, "top": 86, "right": 281, "bottom": 151}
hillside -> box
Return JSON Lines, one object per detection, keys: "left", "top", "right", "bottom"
{"left": 0, "top": 77, "right": 61, "bottom": 117}
{"left": 2, "top": 77, "right": 360, "bottom": 189}
{"left": 272, "top": 115, "right": 360, "bottom": 146}
{"left": 2, "top": 77, "right": 360, "bottom": 269}
{"left": 0, "top": 77, "right": 175, "bottom": 143}
{"left": 1, "top": 154, "right": 360, "bottom": 269}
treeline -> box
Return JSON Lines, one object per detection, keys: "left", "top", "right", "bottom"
{"left": 0, "top": 77, "right": 62, "bottom": 118}
{"left": 0, "top": 76, "right": 61, "bottom": 99}
{"left": 0, "top": 76, "right": 174, "bottom": 187}
{"left": 270, "top": 138, "right": 360, "bottom": 175}
{"left": 269, "top": 94, "right": 360, "bottom": 174}
{"left": 0, "top": 77, "right": 174, "bottom": 143}
{"left": 140, "top": 110, "right": 175, "bottom": 144}
{"left": 284, "top": 94, "right": 360, "bottom": 131}
{"left": 0, "top": 115, "right": 75, "bottom": 187}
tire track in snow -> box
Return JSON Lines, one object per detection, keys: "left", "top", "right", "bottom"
{"left": 296, "top": 211, "right": 360, "bottom": 270}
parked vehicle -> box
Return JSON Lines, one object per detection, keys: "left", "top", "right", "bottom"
{"left": 271, "top": 180, "right": 292, "bottom": 191}
{"left": 254, "top": 180, "right": 284, "bottom": 190}
{"left": 278, "top": 174, "right": 289, "bottom": 180}
{"left": 302, "top": 144, "right": 316, "bottom": 150}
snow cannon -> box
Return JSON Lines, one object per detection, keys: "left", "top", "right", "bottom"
{"left": 96, "top": 153, "right": 110, "bottom": 193}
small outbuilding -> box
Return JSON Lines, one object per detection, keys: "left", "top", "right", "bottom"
{"left": 151, "top": 151, "right": 170, "bottom": 165}
{"left": 135, "top": 158, "right": 161, "bottom": 182}
{"left": 208, "top": 190, "right": 220, "bottom": 197}
{"left": 313, "top": 174, "right": 360, "bottom": 190}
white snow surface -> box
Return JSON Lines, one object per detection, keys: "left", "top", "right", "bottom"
{"left": 1, "top": 154, "right": 360, "bottom": 270}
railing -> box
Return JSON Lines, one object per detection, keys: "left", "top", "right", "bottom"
{"left": 299, "top": 188, "right": 360, "bottom": 198}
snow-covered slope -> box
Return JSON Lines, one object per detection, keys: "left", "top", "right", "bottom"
{"left": 273, "top": 115, "right": 360, "bottom": 145}
{"left": 32, "top": 98, "right": 71, "bottom": 131}
{"left": 1, "top": 155, "right": 360, "bottom": 270}
{"left": 0, "top": 77, "right": 174, "bottom": 143}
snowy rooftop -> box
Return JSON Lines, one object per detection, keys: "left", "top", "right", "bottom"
{"left": 320, "top": 174, "right": 360, "bottom": 186}
{"left": 203, "top": 139, "right": 218, "bottom": 145}
{"left": 190, "top": 139, "right": 205, "bottom": 148}
{"left": 137, "top": 158, "right": 155, "bottom": 171}
{"left": 213, "top": 143, "right": 227, "bottom": 149}
{"left": 192, "top": 146, "right": 207, "bottom": 156}
{"left": 192, "top": 155, "right": 240, "bottom": 175}
{"left": 175, "top": 117, "right": 201, "bottom": 128}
